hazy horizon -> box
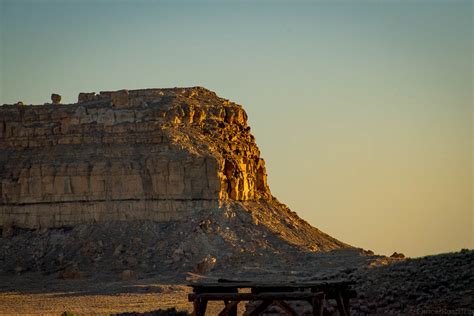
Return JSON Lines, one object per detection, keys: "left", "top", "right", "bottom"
{"left": 1, "top": 0, "right": 472, "bottom": 257}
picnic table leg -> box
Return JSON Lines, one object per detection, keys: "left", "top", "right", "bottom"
{"left": 343, "top": 293, "right": 351, "bottom": 316}
{"left": 193, "top": 298, "right": 208, "bottom": 316}
{"left": 335, "top": 292, "right": 348, "bottom": 316}
{"left": 219, "top": 300, "right": 239, "bottom": 316}
{"left": 225, "top": 291, "right": 238, "bottom": 316}
{"left": 193, "top": 299, "right": 199, "bottom": 316}
{"left": 310, "top": 296, "right": 324, "bottom": 316}
{"left": 229, "top": 301, "right": 237, "bottom": 316}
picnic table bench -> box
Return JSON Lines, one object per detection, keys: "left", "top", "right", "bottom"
{"left": 188, "top": 280, "right": 356, "bottom": 316}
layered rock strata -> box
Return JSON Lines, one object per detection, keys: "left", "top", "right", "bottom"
{"left": 0, "top": 87, "right": 271, "bottom": 228}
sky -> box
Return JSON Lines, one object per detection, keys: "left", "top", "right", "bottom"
{"left": 0, "top": 0, "right": 472, "bottom": 257}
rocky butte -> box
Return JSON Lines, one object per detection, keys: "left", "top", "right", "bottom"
{"left": 0, "top": 87, "right": 344, "bottom": 251}
{"left": 1, "top": 87, "right": 271, "bottom": 227}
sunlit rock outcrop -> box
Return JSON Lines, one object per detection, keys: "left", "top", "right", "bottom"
{"left": 0, "top": 87, "right": 271, "bottom": 228}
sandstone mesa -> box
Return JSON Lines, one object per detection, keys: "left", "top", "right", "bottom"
{"left": 0, "top": 87, "right": 274, "bottom": 229}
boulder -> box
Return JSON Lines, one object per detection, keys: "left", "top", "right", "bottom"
{"left": 51, "top": 93, "right": 61, "bottom": 104}
{"left": 195, "top": 255, "right": 217, "bottom": 274}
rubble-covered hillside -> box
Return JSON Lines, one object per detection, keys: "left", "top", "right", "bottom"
{"left": 0, "top": 199, "right": 351, "bottom": 278}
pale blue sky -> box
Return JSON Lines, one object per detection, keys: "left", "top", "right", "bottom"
{"left": 1, "top": 0, "right": 472, "bottom": 257}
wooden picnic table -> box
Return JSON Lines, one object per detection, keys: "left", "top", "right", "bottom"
{"left": 188, "top": 279, "right": 356, "bottom": 316}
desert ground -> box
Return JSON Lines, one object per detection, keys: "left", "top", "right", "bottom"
{"left": 0, "top": 274, "right": 201, "bottom": 315}
{"left": 1, "top": 249, "right": 473, "bottom": 315}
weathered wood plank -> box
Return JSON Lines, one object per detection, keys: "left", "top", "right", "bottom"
{"left": 191, "top": 291, "right": 325, "bottom": 301}
{"left": 188, "top": 280, "right": 354, "bottom": 289}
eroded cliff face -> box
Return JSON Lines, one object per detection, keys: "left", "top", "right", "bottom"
{"left": 0, "top": 87, "right": 271, "bottom": 228}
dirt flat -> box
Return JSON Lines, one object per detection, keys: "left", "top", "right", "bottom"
{"left": 1, "top": 291, "right": 188, "bottom": 315}
{"left": 0, "top": 291, "right": 238, "bottom": 315}
{"left": 0, "top": 275, "right": 234, "bottom": 315}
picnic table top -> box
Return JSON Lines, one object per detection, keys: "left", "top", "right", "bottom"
{"left": 188, "top": 279, "right": 354, "bottom": 290}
